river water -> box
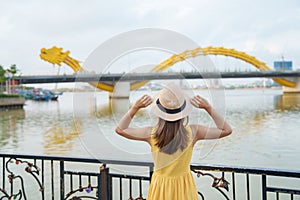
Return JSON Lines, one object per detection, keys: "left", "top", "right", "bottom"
{"left": 1, "top": 88, "right": 300, "bottom": 171}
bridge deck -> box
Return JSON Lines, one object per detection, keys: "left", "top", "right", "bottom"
{"left": 15, "top": 71, "right": 300, "bottom": 84}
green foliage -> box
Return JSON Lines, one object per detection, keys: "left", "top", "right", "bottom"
{"left": 0, "top": 65, "right": 6, "bottom": 83}
{"left": 0, "top": 94, "right": 23, "bottom": 98}
{"left": 0, "top": 64, "right": 21, "bottom": 82}
{"left": 0, "top": 64, "right": 21, "bottom": 94}
{"left": 7, "top": 64, "right": 20, "bottom": 77}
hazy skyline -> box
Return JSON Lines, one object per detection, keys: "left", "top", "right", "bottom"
{"left": 1, "top": 0, "right": 299, "bottom": 76}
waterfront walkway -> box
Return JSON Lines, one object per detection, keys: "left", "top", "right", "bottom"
{"left": 0, "top": 97, "right": 25, "bottom": 110}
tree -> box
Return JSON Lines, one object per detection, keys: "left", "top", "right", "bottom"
{"left": 9, "top": 64, "right": 21, "bottom": 94}
{"left": 0, "top": 65, "right": 6, "bottom": 93}
{"left": 0, "top": 64, "right": 22, "bottom": 94}
{"left": 0, "top": 65, "right": 5, "bottom": 82}
{"left": 7, "top": 64, "right": 20, "bottom": 78}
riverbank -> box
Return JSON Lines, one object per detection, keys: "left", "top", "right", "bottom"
{"left": 0, "top": 94, "right": 25, "bottom": 110}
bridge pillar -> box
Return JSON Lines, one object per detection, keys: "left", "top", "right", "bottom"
{"left": 109, "top": 82, "right": 130, "bottom": 115}
{"left": 283, "top": 77, "right": 300, "bottom": 93}
{"left": 109, "top": 82, "right": 130, "bottom": 99}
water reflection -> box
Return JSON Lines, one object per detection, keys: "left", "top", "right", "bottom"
{"left": 73, "top": 92, "right": 98, "bottom": 118}
{"left": 96, "top": 98, "right": 130, "bottom": 118}
{"left": 43, "top": 119, "right": 82, "bottom": 155}
{"left": 0, "top": 109, "right": 25, "bottom": 147}
{"left": 95, "top": 98, "right": 152, "bottom": 123}
{"left": 1, "top": 90, "right": 300, "bottom": 169}
{"left": 274, "top": 93, "right": 300, "bottom": 110}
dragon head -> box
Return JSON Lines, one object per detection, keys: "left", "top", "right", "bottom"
{"left": 40, "top": 46, "right": 70, "bottom": 66}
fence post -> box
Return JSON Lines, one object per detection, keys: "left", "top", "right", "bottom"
{"left": 60, "top": 161, "right": 64, "bottom": 200}
{"left": 262, "top": 175, "right": 267, "bottom": 200}
{"left": 97, "top": 173, "right": 101, "bottom": 200}
{"left": 149, "top": 166, "right": 154, "bottom": 182}
{"left": 100, "top": 164, "right": 109, "bottom": 200}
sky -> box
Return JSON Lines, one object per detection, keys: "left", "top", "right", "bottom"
{"left": 0, "top": 0, "right": 300, "bottom": 78}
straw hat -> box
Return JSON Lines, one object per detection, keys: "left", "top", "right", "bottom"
{"left": 151, "top": 82, "right": 193, "bottom": 121}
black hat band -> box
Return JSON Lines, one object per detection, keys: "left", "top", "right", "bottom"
{"left": 156, "top": 99, "right": 186, "bottom": 114}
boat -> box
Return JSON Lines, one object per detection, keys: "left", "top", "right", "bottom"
{"left": 16, "top": 88, "right": 63, "bottom": 101}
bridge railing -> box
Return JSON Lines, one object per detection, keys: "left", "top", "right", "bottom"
{"left": 1, "top": 153, "right": 300, "bottom": 200}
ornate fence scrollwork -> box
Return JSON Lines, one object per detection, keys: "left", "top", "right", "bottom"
{"left": 192, "top": 169, "right": 230, "bottom": 200}
{"left": 65, "top": 184, "right": 98, "bottom": 200}
{"left": 0, "top": 158, "right": 44, "bottom": 200}
{"left": 63, "top": 166, "right": 102, "bottom": 200}
{"left": 127, "top": 196, "right": 144, "bottom": 200}
{"left": 0, "top": 187, "right": 22, "bottom": 200}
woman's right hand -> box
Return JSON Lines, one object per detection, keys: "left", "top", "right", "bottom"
{"left": 190, "top": 95, "right": 211, "bottom": 110}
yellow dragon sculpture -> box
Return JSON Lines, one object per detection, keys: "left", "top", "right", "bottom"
{"left": 40, "top": 46, "right": 296, "bottom": 92}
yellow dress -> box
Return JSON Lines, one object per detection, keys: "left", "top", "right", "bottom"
{"left": 147, "top": 126, "right": 198, "bottom": 200}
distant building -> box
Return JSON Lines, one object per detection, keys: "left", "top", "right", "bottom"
{"left": 274, "top": 61, "right": 293, "bottom": 71}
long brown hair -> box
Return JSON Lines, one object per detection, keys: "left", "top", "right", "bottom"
{"left": 154, "top": 117, "right": 189, "bottom": 154}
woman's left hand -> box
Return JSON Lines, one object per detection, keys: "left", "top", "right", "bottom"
{"left": 133, "top": 95, "right": 153, "bottom": 109}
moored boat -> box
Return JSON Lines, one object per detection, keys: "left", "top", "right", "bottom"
{"left": 16, "top": 88, "right": 63, "bottom": 101}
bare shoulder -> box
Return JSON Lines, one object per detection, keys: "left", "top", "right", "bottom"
{"left": 189, "top": 124, "right": 197, "bottom": 132}
{"left": 189, "top": 124, "right": 208, "bottom": 143}
{"left": 188, "top": 124, "right": 198, "bottom": 144}
{"left": 142, "top": 126, "right": 154, "bottom": 143}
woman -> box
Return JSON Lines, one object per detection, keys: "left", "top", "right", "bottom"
{"left": 115, "top": 82, "right": 232, "bottom": 200}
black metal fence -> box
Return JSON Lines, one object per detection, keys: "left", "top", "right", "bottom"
{"left": 1, "top": 153, "right": 299, "bottom": 200}
{"left": 191, "top": 164, "right": 300, "bottom": 200}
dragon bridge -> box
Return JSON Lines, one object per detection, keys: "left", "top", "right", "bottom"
{"left": 40, "top": 46, "right": 296, "bottom": 92}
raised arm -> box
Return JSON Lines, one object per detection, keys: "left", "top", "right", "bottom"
{"left": 115, "top": 95, "right": 153, "bottom": 143}
{"left": 190, "top": 95, "right": 232, "bottom": 142}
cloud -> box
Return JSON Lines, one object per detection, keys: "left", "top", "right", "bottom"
{"left": 0, "top": 0, "right": 300, "bottom": 76}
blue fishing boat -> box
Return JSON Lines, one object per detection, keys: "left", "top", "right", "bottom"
{"left": 16, "top": 88, "right": 63, "bottom": 101}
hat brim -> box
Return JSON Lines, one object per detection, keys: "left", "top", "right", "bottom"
{"left": 151, "top": 92, "right": 193, "bottom": 121}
